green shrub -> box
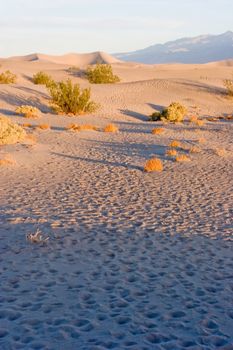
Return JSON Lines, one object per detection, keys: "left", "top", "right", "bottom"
{"left": 32, "top": 71, "right": 54, "bottom": 87}
{"left": 223, "top": 78, "right": 233, "bottom": 97}
{"left": 86, "top": 64, "right": 120, "bottom": 84}
{"left": 48, "top": 79, "right": 98, "bottom": 115}
{"left": 0, "top": 70, "right": 17, "bottom": 84}
{"left": 150, "top": 102, "right": 187, "bottom": 122}
{"left": 0, "top": 115, "right": 26, "bottom": 145}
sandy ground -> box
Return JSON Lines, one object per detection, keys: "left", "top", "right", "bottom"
{"left": 0, "top": 56, "right": 233, "bottom": 349}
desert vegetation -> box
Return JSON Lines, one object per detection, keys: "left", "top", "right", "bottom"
{"left": 144, "top": 158, "right": 163, "bottom": 172}
{"left": 151, "top": 127, "right": 165, "bottom": 135}
{"left": 32, "top": 71, "right": 54, "bottom": 87}
{"left": 66, "top": 123, "right": 98, "bottom": 132}
{"left": 150, "top": 102, "right": 187, "bottom": 122}
{"left": 104, "top": 124, "right": 119, "bottom": 133}
{"left": 223, "top": 76, "right": 233, "bottom": 97}
{"left": 0, "top": 70, "right": 17, "bottom": 84}
{"left": 48, "top": 79, "right": 98, "bottom": 115}
{"left": 16, "top": 105, "right": 40, "bottom": 119}
{"left": 86, "top": 64, "right": 120, "bottom": 84}
{"left": 0, "top": 115, "right": 26, "bottom": 145}
{"left": 176, "top": 154, "right": 191, "bottom": 162}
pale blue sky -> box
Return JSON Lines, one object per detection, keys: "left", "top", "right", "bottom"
{"left": 1, "top": 0, "right": 233, "bottom": 56}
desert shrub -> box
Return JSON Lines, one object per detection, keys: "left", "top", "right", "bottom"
{"left": 144, "top": 158, "right": 163, "bottom": 172}
{"left": 150, "top": 102, "right": 187, "bottom": 122}
{"left": 104, "top": 124, "right": 119, "bottom": 133}
{"left": 86, "top": 64, "right": 120, "bottom": 84}
{"left": 0, "top": 155, "right": 16, "bottom": 166}
{"left": 152, "top": 127, "right": 165, "bottom": 135}
{"left": 189, "top": 146, "right": 201, "bottom": 154}
{"left": 0, "top": 115, "right": 26, "bottom": 145}
{"left": 48, "top": 79, "right": 98, "bottom": 115}
{"left": 0, "top": 70, "right": 17, "bottom": 84}
{"left": 36, "top": 124, "right": 50, "bottom": 130}
{"left": 166, "top": 149, "right": 177, "bottom": 157}
{"left": 66, "top": 123, "right": 98, "bottom": 132}
{"left": 16, "top": 105, "right": 40, "bottom": 118}
{"left": 32, "top": 71, "right": 54, "bottom": 87}
{"left": 176, "top": 155, "right": 191, "bottom": 162}
{"left": 169, "top": 140, "right": 181, "bottom": 148}
{"left": 223, "top": 78, "right": 233, "bottom": 97}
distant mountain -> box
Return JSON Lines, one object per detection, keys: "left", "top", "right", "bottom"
{"left": 6, "top": 51, "right": 121, "bottom": 66}
{"left": 115, "top": 31, "right": 233, "bottom": 64}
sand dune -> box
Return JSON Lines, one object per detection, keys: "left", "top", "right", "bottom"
{"left": 6, "top": 51, "right": 122, "bottom": 66}
{"left": 0, "top": 57, "right": 233, "bottom": 349}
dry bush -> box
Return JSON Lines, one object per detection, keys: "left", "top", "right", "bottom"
{"left": 166, "top": 149, "right": 177, "bottom": 157}
{"left": 26, "top": 229, "right": 49, "bottom": 243}
{"left": 22, "top": 123, "right": 32, "bottom": 128}
{"left": 223, "top": 78, "right": 233, "bottom": 97}
{"left": 16, "top": 105, "right": 40, "bottom": 119}
{"left": 0, "top": 155, "right": 16, "bottom": 166}
{"left": 150, "top": 102, "right": 187, "bottom": 122}
{"left": 0, "top": 116, "right": 26, "bottom": 145}
{"left": 189, "top": 146, "right": 201, "bottom": 154}
{"left": 144, "top": 158, "right": 163, "bottom": 172}
{"left": 0, "top": 70, "right": 17, "bottom": 84}
{"left": 198, "top": 137, "right": 206, "bottom": 144}
{"left": 36, "top": 124, "right": 50, "bottom": 130}
{"left": 176, "top": 155, "right": 191, "bottom": 162}
{"left": 66, "top": 123, "right": 98, "bottom": 132}
{"left": 169, "top": 140, "right": 181, "bottom": 148}
{"left": 87, "top": 64, "right": 120, "bottom": 84}
{"left": 33, "top": 71, "right": 54, "bottom": 87}
{"left": 152, "top": 127, "right": 165, "bottom": 135}
{"left": 104, "top": 124, "right": 119, "bottom": 133}
{"left": 48, "top": 79, "right": 98, "bottom": 115}
{"left": 214, "top": 148, "right": 227, "bottom": 157}
{"left": 189, "top": 116, "right": 198, "bottom": 123}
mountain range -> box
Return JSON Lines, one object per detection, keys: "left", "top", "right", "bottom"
{"left": 114, "top": 31, "right": 233, "bottom": 64}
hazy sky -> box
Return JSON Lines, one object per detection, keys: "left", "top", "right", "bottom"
{"left": 1, "top": 0, "right": 233, "bottom": 56}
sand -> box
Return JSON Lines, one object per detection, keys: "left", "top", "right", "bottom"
{"left": 0, "top": 54, "right": 233, "bottom": 349}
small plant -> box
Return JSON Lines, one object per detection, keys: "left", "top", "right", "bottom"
{"left": 26, "top": 229, "right": 49, "bottom": 243}
{"left": 0, "top": 70, "right": 17, "bottom": 84}
{"left": 150, "top": 102, "right": 187, "bottom": 122}
{"left": 176, "top": 155, "right": 191, "bottom": 162}
{"left": 48, "top": 79, "right": 98, "bottom": 115}
{"left": 189, "top": 146, "right": 201, "bottom": 154}
{"left": 144, "top": 158, "right": 163, "bottom": 172}
{"left": 36, "top": 124, "right": 50, "bottom": 130}
{"left": 0, "top": 116, "right": 26, "bottom": 145}
{"left": 0, "top": 155, "right": 16, "bottom": 166}
{"left": 86, "top": 64, "right": 120, "bottom": 84}
{"left": 223, "top": 77, "right": 233, "bottom": 97}
{"left": 170, "top": 140, "right": 181, "bottom": 148}
{"left": 104, "top": 124, "right": 119, "bottom": 133}
{"left": 198, "top": 137, "right": 206, "bottom": 144}
{"left": 22, "top": 123, "right": 32, "bottom": 128}
{"left": 16, "top": 105, "right": 40, "bottom": 119}
{"left": 152, "top": 128, "right": 165, "bottom": 135}
{"left": 214, "top": 148, "right": 227, "bottom": 157}
{"left": 166, "top": 149, "right": 177, "bottom": 157}
{"left": 32, "top": 71, "right": 54, "bottom": 87}
{"left": 66, "top": 123, "right": 98, "bottom": 132}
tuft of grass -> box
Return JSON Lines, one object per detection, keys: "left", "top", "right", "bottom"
{"left": 26, "top": 229, "right": 49, "bottom": 243}
{"left": 223, "top": 78, "right": 233, "bottom": 97}
{"left": 22, "top": 123, "right": 32, "bottom": 128}
{"left": 86, "top": 64, "right": 120, "bottom": 84}
{"left": 66, "top": 123, "right": 98, "bottom": 132}
{"left": 0, "top": 115, "right": 26, "bottom": 145}
{"left": 36, "top": 124, "right": 50, "bottom": 130}
{"left": 0, "top": 155, "right": 16, "bottom": 166}
{"left": 214, "top": 148, "right": 227, "bottom": 157}
{"left": 198, "top": 137, "right": 206, "bottom": 144}
{"left": 48, "top": 79, "right": 98, "bottom": 115}
{"left": 176, "top": 155, "right": 191, "bottom": 162}
{"left": 152, "top": 127, "right": 165, "bottom": 135}
{"left": 104, "top": 124, "right": 119, "bottom": 133}
{"left": 150, "top": 102, "right": 187, "bottom": 122}
{"left": 189, "top": 146, "right": 201, "bottom": 154}
{"left": 32, "top": 71, "right": 54, "bottom": 87}
{"left": 0, "top": 70, "right": 17, "bottom": 84}
{"left": 144, "top": 158, "right": 163, "bottom": 172}
{"left": 16, "top": 105, "right": 40, "bottom": 119}
{"left": 166, "top": 149, "right": 177, "bottom": 157}
{"left": 169, "top": 140, "right": 181, "bottom": 148}
{"left": 189, "top": 116, "right": 199, "bottom": 123}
